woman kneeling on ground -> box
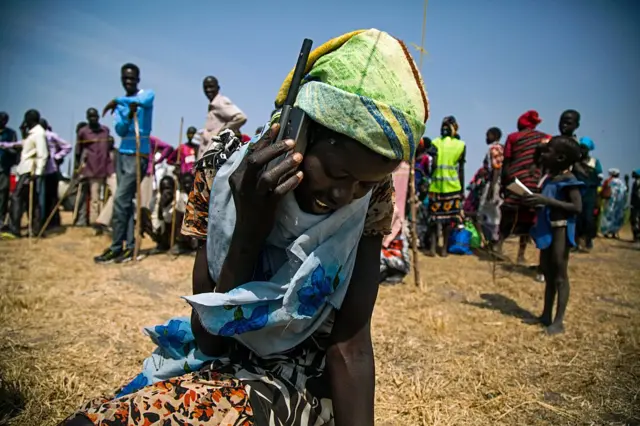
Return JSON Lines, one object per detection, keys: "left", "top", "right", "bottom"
{"left": 62, "top": 28, "right": 428, "bottom": 426}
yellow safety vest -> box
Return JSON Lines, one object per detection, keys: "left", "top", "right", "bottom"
{"left": 429, "top": 136, "right": 465, "bottom": 194}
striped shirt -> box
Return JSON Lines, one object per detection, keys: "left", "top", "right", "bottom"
{"left": 503, "top": 128, "right": 550, "bottom": 205}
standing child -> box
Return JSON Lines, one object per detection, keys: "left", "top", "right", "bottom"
{"left": 167, "top": 126, "right": 199, "bottom": 179}
{"left": 523, "top": 136, "right": 583, "bottom": 335}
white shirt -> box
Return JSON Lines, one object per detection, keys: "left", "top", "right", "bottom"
{"left": 18, "top": 124, "right": 48, "bottom": 176}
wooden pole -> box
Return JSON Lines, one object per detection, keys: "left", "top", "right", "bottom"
{"left": 72, "top": 181, "right": 84, "bottom": 224}
{"left": 28, "top": 163, "right": 36, "bottom": 243}
{"left": 409, "top": 0, "right": 428, "bottom": 289}
{"left": 169, "top": 117, "right": 184, "bottom": 252}
{"left": 37, "top": 164, "right": 84, "bottom": 240}
{"left": 133, "top": 113, "right": 143, "bottom": 261}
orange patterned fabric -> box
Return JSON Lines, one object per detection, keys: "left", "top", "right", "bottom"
{"left": 65, "top": 371, "right": 254, "bottom": 425}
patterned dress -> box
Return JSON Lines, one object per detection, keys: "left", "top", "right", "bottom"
{"left": 600, "top": 177, "right": 627, "bottom": 236}
{"left": 65, "top": 165, "right": 394, "bottom": 425}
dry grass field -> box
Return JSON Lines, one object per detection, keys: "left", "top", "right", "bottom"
{"left": 1, "top": 213, "right": 639, "bottom": 425}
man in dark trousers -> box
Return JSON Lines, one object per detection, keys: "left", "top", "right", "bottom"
{"left": 4, "top": 110, "right": 48, "bottom": 238}
{"left": 94, "top": 63, "right": 154, "bottom": 263}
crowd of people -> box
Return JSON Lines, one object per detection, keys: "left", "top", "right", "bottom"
{"left": 380, "top": 110, "right": 639, "bottom": 283}
{"left": 0, "top": 65, "right": 251, "bottom": 261}
{"left": 1, "top": 27, "right": 639, "bottom": 426}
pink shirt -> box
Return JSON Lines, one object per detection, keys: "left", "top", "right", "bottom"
{"left": 167, "top": 143, "right": 198, "bottom": 175}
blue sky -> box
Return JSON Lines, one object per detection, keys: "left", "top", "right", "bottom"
{"left": 2, "top": 0, "right": 639, "bottom": 176}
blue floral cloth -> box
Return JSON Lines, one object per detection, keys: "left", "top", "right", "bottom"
{"left": 192, "top": 141, "right": 371, "bottom": 356}
{"left": 119, "top": 137, "right": 372, "bottom": 396}
{"left": 601, "top": 177, "right": 627, "bottom": 235}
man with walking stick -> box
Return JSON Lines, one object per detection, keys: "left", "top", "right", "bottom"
{"left": 94, "top": 63, "right": 154, "bottom": 264}
{"left": 1, "top": 109, "right": 47, "bottom": 239}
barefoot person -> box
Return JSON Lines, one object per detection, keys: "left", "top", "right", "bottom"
{"left": 198, "top": 75, "right": 247, "bottom": 160}
{"left": 524, "top": 136, "right": 583, "bottom": 335}
{"left": 427, "top": 116, "right": 466, "bottom": 256}
{"left": 94, "top": 63, "right": 154, "bottom": 264}
{"left": 499, "top": 110, "right": 550, "bottom": 262}
{"left": 63, "top": 29, "right": 428, "bottom": 426}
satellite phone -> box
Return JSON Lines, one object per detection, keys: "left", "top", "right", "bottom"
{"left": 274, "top": 38, "right": 313, "bottom": 158}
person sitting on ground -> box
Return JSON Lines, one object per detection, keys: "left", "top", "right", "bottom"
{"left": 142, "top": 174, "right": 195, "bottom": 255}
{"left": 63, "top": 28, "right": 428, "bottom": 426}
{"left": 379, "top": 161, "right": 410, "bottom": 284}
{"left": 572, "top": 137, "right": 602, "bottom": 251}
{"left": 524, "top": 136, "right": 582, "bottom": 335}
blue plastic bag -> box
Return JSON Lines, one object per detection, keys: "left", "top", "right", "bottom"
{"left": 448, "top": 227, "right": 473, "bottom": 255}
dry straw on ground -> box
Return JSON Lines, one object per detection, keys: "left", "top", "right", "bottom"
{"left": 1, "top": 213, "right": 639, "bottom": 425}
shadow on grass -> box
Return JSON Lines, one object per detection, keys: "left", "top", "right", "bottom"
{"left": 464, "top": 293, "right": 537, "bottom": 321}
{"left": 0, "top": 370, "right": 26, "bottom": 424}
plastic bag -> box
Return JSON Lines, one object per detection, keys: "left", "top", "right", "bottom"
{"left": 448, "top": 226, "right": 473, "bottom": 255}
{"left": 464, "top": 220, "right": 481, "bottom": 249}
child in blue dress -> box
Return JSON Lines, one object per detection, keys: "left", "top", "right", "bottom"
{"left": 523, "top": 136, "right": 583, "bottom": 335}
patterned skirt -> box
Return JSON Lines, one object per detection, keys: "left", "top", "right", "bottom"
{"left": 428, "top": 191, "right": 462, "bottom": 223}
{"left": 64, "top": 337, "right": 333, "bottom": 425}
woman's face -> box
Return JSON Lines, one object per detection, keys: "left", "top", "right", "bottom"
{"left": 294, "top": 132, "right": 400, "bottom": 215}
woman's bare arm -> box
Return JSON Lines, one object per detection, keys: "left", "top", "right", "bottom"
{"left": 327, "top": 234, "right": 382, "bottom": 426}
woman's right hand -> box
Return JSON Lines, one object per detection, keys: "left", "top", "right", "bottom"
{"left": 228, "top": 123, "right": 304, "bottom": 240}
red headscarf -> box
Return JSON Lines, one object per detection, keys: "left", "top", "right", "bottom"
{"left": 517, "top": 110, "right": 541, "bottom": 130}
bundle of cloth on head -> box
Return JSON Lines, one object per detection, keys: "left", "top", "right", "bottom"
{"left": 518, "top": 110, "right": 542, "bottom": 130}
{"left": 609, "top": 168, "right": 620, "bottom": 177}
{"left": 119, "top": 29, "right": 429, "bottom": 392}
{"left": 275, "top": 29, "right": 429, "bottom": 161}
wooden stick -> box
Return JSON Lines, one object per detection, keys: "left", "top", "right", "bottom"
{"left": 133, "top": 113, "right": 143, "bottom": 261}
{"left": 72, "top": 181, "right": 84, "bottom": 224}
{"left": 169, "top": 117, "right": 184, "bottom": 252}
{"left": 37, "top": 164, "right": 84, "bottom": 240}
{"left": 408, "top": 0, "right": 429, "bottom": 290}
{"left": 28, "top": 163, "right": 36, "bottom": 243}
{"left": 409, "top": 164, "right": 422, "bottom": 288}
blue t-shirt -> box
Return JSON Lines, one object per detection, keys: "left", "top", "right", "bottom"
{"left": 114, "top": 89, "right": 155, "bottom": 155}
